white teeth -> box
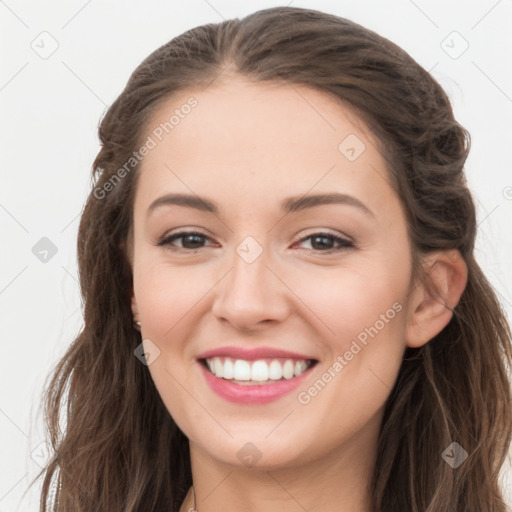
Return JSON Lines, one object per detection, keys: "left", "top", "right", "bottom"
{"left": 223, "top": 358, "right": 234, "bottom": 379}
{"left": 282, "top": 360, "right": 294, "bottom": 379}
{"left": 233, "top": 359, "right": 251, "bottom": 380}
{"left": 251, "top": 360, "right": 269, "bottom": 381}
{"left": 205, "top": 357, "right": 313, "bottom": 382}
{"left": 214, "top": 357, "right": 224, "bottom": 378}
{"left": 268, "top": 360, "right": 283, "bottom": 380}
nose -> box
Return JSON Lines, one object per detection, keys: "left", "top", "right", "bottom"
{"left": 211, "top": 241, "right": 291, "bottom": 331}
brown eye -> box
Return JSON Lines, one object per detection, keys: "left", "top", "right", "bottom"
{"left": 157, "top": 231, "right": 212, "bottom": 250}
{"left": 296, "top": 232, "right": 354, "bottom": 252}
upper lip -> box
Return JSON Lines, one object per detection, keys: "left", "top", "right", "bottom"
{"left": 196, "top": 346, "right": 318, "bottom": 361}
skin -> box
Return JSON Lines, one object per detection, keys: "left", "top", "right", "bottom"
{"left": 129, "top": 76, "right": 468, "bottom": 512}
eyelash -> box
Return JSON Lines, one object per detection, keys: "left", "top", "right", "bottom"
{"left": 156, "top": 230, "right": 354, "bottom": 254}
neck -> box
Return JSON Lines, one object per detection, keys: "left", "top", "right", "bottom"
{"left": 179, "top": 419, "right": 380, "bottom": 512}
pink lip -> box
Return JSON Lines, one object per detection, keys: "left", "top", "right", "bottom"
{"left": 196, "top": 346, "right": 316, "bottom": 361}
{"left": 198, "top": 361, "right": 316, "bottom": 404}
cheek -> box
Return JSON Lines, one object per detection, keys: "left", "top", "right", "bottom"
{"left": 133, "top": 259, "right": 214, "bottom": 430}
{"left": 286, "top": 259, "right": 407, "bottom": 349}
{"left": 288, "top": 259, "right": 408, "bottom": 403}
{"left": 292, "top": 268, "right": 406, "bottom": 434}
{"left": 133, "top": 258, "right": 215, "bottom": 343}
{"left": 291, "top": 259, "right": 409, "bottom": 422}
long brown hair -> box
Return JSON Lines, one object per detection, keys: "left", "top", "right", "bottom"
{"left": 32, "top": 6, "right": 512, "bottom": 511}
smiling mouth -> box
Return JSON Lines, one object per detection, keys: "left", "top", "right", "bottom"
{"left": 199, "top": 356, "right": 318, "bottom": 385}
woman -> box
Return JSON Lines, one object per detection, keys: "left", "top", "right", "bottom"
{"left": 35, "top": 6, "right": 512, "bottom": 511}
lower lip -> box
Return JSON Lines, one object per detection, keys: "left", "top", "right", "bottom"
{"left": 199, "top": 362, "right": 315, "bottom": 404}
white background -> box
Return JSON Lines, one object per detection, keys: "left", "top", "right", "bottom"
{"left": 1, "top": 0, "right": 511, "bottom": 510}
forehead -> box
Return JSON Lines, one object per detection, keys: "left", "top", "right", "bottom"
{"left": 134, "top": 77, "right": 397, "bottom": 216}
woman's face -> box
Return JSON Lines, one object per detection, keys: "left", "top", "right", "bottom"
{"left": 130, "top": 77, "right": 414, "bottom": 469}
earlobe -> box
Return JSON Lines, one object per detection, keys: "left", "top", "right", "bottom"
{"left": 405, "top": 250, "right": 468, "bottom": 348}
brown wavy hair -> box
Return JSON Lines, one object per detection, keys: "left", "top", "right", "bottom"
{"left": 32, "top": 6, "right": 512, "bottom": 511}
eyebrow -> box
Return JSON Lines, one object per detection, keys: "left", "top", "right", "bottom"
{"left": 147, "top": 192, "right": 374, "bottom": 217}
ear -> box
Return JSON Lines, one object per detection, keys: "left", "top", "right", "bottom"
{"left": 406, "top": 249, "right": 468, "bottom": 348}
